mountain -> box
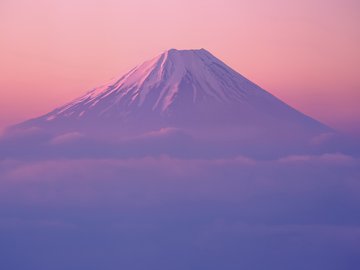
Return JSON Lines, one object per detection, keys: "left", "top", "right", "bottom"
{"left": 15, "top": 48, "right": 329, "bottom": 139}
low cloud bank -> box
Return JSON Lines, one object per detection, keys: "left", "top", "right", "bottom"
{"left": 1, "top": 127, "right": 359, "bottom": 161}
{"left": 0, "top": 153, "right": 359, "bottom": 269}
{"left": 1, "top": 127, "right": 360, "bottom": 269}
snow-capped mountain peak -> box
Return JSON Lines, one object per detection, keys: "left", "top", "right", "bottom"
{"left": 46, "top": 48, "right": 268, "bottom": 121}
{"left": 15, "top": 48, "right": 329, "bottom": 137}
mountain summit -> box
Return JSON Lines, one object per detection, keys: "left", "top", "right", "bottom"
{"left": 43, "top": 48, "right": 272, "bottom": 119}
{"left": 15, "top": 49, "right": 329, "bottom": 139}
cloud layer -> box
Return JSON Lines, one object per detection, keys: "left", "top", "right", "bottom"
{"left": 1, "top": 151, "right": 359, "bottom": 270}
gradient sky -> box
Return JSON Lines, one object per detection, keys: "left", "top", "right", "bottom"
{"left": 1, "top": 0, "right": 359, "bottom": 135}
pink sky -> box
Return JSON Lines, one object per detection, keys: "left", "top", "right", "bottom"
{"left": 1, "top": 0, "right": 359, "bottom": 135}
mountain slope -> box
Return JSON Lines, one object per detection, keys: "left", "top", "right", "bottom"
{"left": 14, "top": 48, "right": 329, "bottom": 138}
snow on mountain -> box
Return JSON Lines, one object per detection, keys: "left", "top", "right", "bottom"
{"left": 43, "top": 49, "right": 268, "bottom": 118}
{"left": 13, "top": 48, "right": 330, "bottom": 139}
